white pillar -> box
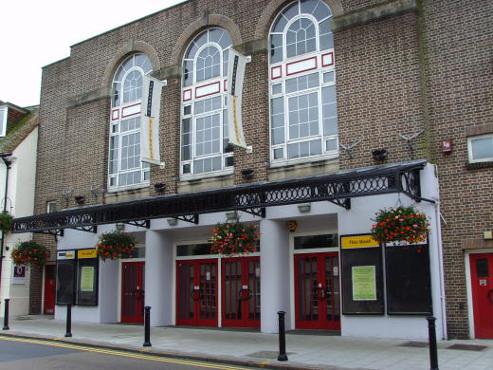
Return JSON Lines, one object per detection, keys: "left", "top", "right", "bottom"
{"left": 260, "top": 219, "right": 290, "bottom": 333}
{"left": 99, "top": 259, "right": 119, "bottom": 323}
{"left": 145, "top": 230, "right": 173, "bottom": 326}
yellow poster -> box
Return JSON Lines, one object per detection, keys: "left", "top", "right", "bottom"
{"left": 77, "top": 249, "right": 97, "bottom": 259}
{"left": 80, "top": 266, "right": 95, "bottom": 292}
{"left": 352, "top": 265, "right": 377, "bottom": 301}
{"left": 341, "top": 234, "right": 379, "bottom": 249}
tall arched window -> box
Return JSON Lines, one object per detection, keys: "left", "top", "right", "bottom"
{"left": 269, "top": 0, "right": 337, "bottom": 165}
{"left": 109, "top": 53, "right": 153, "bottom": 189}
{"left": 181, "top": 28, "right": 233, "bottom": 178}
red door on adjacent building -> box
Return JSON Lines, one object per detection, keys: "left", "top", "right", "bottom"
{"left": 222, "top": 256, "right": 260, "bottom": 328}
{"left": 470, "top": 253, "right": 493, "bottom": 338}
{"left": 121, "top": 261, "right": 145, "bottom": 324}
{"left": 43, "top": 265, "right": 56, "bottom": 315}
{"left": 294, "top": 252, "right": 340, "bottom": 330}
{"left": 176, "top": 259, "right": 218, "bottom": 327}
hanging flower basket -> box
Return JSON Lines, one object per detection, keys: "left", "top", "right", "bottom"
{"left": 11, "top": 241, "right": 50, "bottom": 266}
{"left": 96, "top": 231, "right": 136, "bottom": 261}
{"left": 371, "top": 206, "right": 430, "bottom": 245}
{"left": 210, "top": 222, "right": 259, "bottom": 256}
{"left": 0, "top": 211, "right": 13, "bottom": 234}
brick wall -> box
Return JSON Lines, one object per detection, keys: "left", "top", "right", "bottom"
{"left": 33, "top": 0, "right": 492, "bottom": 337}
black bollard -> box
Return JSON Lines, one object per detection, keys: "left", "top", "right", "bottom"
{"left": 2, "top": 299, "right": 10, "bottom": 330}
{"left": 65, "top": 304, "right": 72, "bottom": 338}
{"left": 427, "top": 316, "right": 439, "bottom": 370}
{"left": 277, "top": 311, "right": 288, "bottom": 361}
{"left": 143, "top": 306, "right": 151, "bottom": 347}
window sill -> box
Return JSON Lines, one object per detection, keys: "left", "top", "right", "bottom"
{"left": 107, "top": 182, "right": 150, "bottom": 194}
{"left": 179, "top": 168, "right": 234, "bottom": 182}
{"left": 269, "top": 153, "right": 339, "bottom": 169}
{"left": 465, "top": 161, "right": 493, "bottom": 170}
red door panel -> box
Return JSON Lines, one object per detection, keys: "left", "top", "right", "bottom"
{"left": 121, "top": 262, "right": 145, "bottom": 324}
{"left": 43, "top": 265, "right": 56, "bottom": 315}
{"left": 222, "top": 256, "right": 260, "bottom": 328}
{"left": 176, "top": 259, "right": 218, "bottom": 327}
{"left": 470, "top": 254, "right": 493, "bottom": 338}
{"left": 294, "top": 252, "right": 340, "bottom": 330}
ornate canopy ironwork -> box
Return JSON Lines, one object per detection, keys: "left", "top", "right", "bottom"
{"left": 12, "top": 160, "right": 433, "bottom": 235}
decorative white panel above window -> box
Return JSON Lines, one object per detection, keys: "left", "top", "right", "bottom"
{"left": 269, "top": 0, "right": 338, "bottom": 166}
{"left": 468, "top": 134, "right": 493, "bottom": 163}
{"left": 108, "top": 53, "right": 153, "bottom": 190}
{"left": 180, "top": 28, "right": 233, "bottom": 179}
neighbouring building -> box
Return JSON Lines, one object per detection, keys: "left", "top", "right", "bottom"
{"left": 0, "top": 101, "right": 39, "bottom": 319}
{"left": 11, "top": 0, "right": 493, "bottom": 340}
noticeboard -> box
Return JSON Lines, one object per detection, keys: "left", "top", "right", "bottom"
{"left": 340, "top": 234, "right": 384, "bottom": 315}
{"left": 385, "top": 242, "right": 432, "bottom": 315}
{"left": 56, "top": 250, "right": 76, "bottom": 305}
{"left": 76, "top": 249, "right": 99, "bottom": 306}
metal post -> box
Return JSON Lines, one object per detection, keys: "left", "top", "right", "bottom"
{"left": 143, "top": 306, "right": 151, "bottom": 347}
{"left": 2, "top": 298, "right": 9, "bottom": 330}
{"left": 65, "top": 304, "right": 72, "bottom": 337}
{"left": 427, "top": 316, "right": 439, "bottom": 370}
{"left": 277, "top": 311, "right": 288, "bottom": 361}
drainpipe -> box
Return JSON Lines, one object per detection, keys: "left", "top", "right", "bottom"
{"left": 0, "top": 153, "right": 13, "bottom": 301}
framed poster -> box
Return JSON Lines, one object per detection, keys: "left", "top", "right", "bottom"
{"left": 56, "top": 250, "right": 76, "bottom": 305}
{"left": 385, "top": 242, "right": 432, "bottom": 315}
{"left": 12, "top": 265, "right": 27, "bottom": 284}
{"left": 340, "top": 234, "right": 384, "bottom": 315}
{"left": 76, "top": 249, "right": 99, "bottom": 306}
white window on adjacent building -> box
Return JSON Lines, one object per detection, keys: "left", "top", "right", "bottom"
{"left": 108, "top": 53, "right": 153, "bottom": 190}
{"left": 46, "top": 201, "right": 57, "bottom": 214}
{"left": 269, "top": 0, "right": 337, "bottom": 166}
{"left": 180, "top": 28, "right": 233, "bottom": 179}
{"left": 468, "top": 134, "right": 493, "bottom": 163}
{"left": 0, "top": 106, "right": 8, "bottom": 137}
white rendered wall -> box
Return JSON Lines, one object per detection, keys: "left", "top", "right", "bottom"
{"left": 0, "top": 127, "right": 38, "bottom": 318}
{"left": 260, "top": 220, "right": 290, "bottom": 333}
{"left": 145, "top": 230, "right": 173, "bottom": 326}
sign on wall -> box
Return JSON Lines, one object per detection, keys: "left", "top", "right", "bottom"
{"left": 56, "top": 250, "right": 76, "bottom": 305}
{"left": 340, "top": 234, "right": 385, "bottom": 315}
{"left": 12, "top": 265, "right": 27, "bottom": 285}
{"left": 227, "top": 49, "right": 249, "bottom": 149}
{"left": 141, "top": 75, "right": 165, "bottom": 165}
{"left": 76, "top": 249, "right": 99, "bottom": 306}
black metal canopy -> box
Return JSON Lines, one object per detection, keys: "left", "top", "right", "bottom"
{"left": 12, "top": 160, "right": 432, "bottom": 235}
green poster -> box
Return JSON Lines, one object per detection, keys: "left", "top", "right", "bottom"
{"left": 352, "top": 265, "right": 377, "bottom": 301}
{"left": 80, "top": 266, "right": 95, "bottom": 292}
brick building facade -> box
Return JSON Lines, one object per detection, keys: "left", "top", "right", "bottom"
{"left": 25, "top": 0, "right": 492, "bottom": 339}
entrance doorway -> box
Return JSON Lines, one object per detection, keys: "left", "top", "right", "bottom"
{"left": 43, "top": 265, "right": 56, "bottom": 315}
{"left": 222, "top": 256, "right": 260, "bottom": 328}
{"left": 294, "top": 252, "right": 340, "bottom": 330}
{"left": 176, "top": 259, "right": 218, "bottom": 326}
{"left": 470, "top": 253, "right": 493, "bottom": 338}
{"left": 121, "top": 261, "right": 145, "bottom": 324}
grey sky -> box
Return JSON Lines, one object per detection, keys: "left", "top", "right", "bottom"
{"left": 0, "top": 0, "right": 185, "bottom": 107}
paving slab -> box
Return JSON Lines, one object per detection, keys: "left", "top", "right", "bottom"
{"left": 1, "top": 316, "right": 493, "bottom": 370}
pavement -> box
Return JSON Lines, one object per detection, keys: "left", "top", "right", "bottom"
{"left": 1, "top": 316, "right": 493, "bottom": 370}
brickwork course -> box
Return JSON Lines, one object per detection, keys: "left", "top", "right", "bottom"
{"left": 33, "top": 0, "right": 493, "bottom": 339}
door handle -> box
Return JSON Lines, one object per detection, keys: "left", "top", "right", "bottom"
{"left": 239, "top": 288, "right": 251, "bottom": 301}
{"left": 488, "top": 289, "right": 493, "bottom": 304}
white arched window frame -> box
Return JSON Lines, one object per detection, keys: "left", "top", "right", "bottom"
{"left": 109, "top": 53, "right": 152, "bottom": 190}
{"left": 181, "top": 28, "right": 233, "bottom": 179}
{"left": 269, "top": 0, "right": 338, "bottom": 166}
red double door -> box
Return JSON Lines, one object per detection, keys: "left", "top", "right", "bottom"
{"left": 176, "top": 257, "right": 260, "bottom": 328}
{"left": 121, "top": 261, "right": 145, "bottom": 324}
{"left": 470, "top": 253, "right": 493, "bottom": 338}
{"left": 294, "top": 252, "right": 340, "bottom": 330}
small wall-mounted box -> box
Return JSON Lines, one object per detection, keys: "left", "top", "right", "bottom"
{"left": 441, "top": 139, "right": 453, "bottom": 154}
{"left": 483, "top": 231, "right": 493, "bottom": 240}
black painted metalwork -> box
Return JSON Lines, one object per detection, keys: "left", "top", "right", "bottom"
{"left": 11, "top": 161, "right": 432, "bottom": 234}
{"left": 126, "top": 220, "right": 151, "bottom": 229}
{"left": 427, "top": 316, "right": 439, "bottom": 370}
{"left": 173, "top": 214, "right": 199, "bottom": 224}
{"left": 70, "top": 225, "right": 97, "bottom": 233}
{"left": 242, "top": 208, "right": 266, "bottom": 218}
{"left": 143, "top": 306, "right": 152, "bottom": 347}
{"left": 65, "top": 304, "right": 72, "bottom": 338}
{"left": 2, "top": 299, "right": 9, "bottom": 330}
{"left": 277, "top": 311, "right": 288, "bottom": 361}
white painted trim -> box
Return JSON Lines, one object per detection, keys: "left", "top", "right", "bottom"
{"left": 464, "top": 248, "right": 493, "bottom": 339}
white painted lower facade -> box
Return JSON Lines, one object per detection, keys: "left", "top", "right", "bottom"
{"left": 54, "top": 163, "right": 446, "bottom": 339}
